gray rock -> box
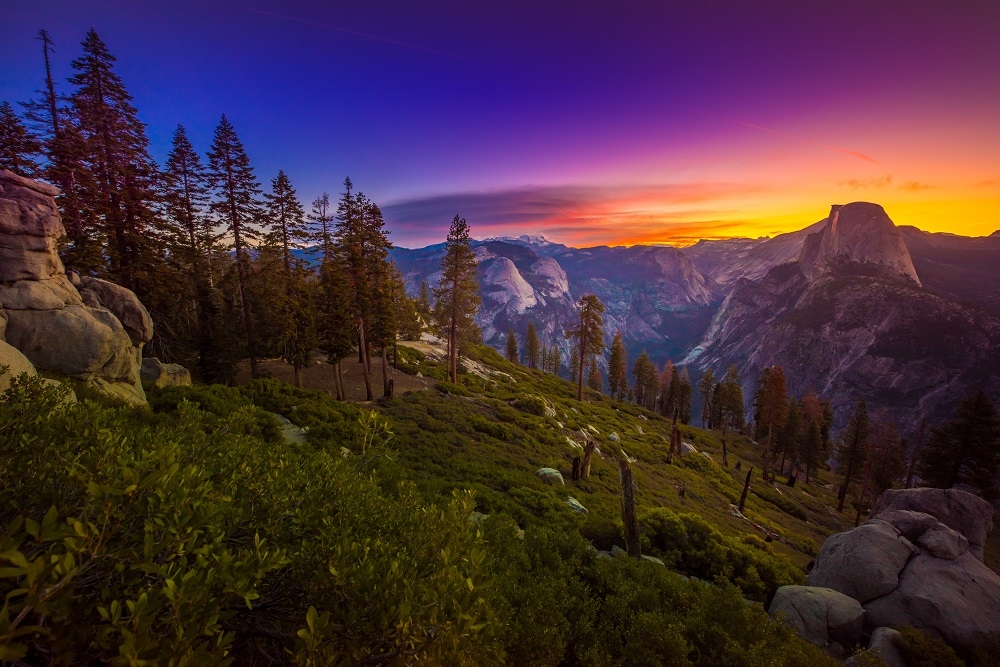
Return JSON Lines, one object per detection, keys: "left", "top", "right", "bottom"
{"left": 863, "top": 551, "right": 1000, "bottom": 648}
{"left": 0, "top": 339, "right": 36, "bottom": 394}
{"left": 565, "top": 496, "right": 588, "bottom": 514}
{"left": 140, "top": 357, "right": 193, "bottom": 388}
{"left": 608, "top": 431, "right": 620, "bottom": 442}
{"left": 543, "top": 406, "right": 557, "bottom": 418}
{"left": 536, "top": 467, "right": 564, "bottom": 485}
{"left": 768, "top": 585, "right": 865, "bottom": 659}
{"left": 611, "top": 545, "right": 627, "bottom": 558}
{"left": 917, "top": 523, "right": 969, "bottom": 560}
{"left": 807, "top": 521, "right": 916, "bottom": 603}
{"left": 871, "top": 487, "right": 993, "bottom": 561}
{"left": 79, "top": 277, "right": 153, "bottom": 347}
{"left": 866, "top": 627, "right": 906, "bottom": 667}
{"left": 641, "top": 555, "right": 665, "bottom": 566}
{"left": 867, "top": 509, "right": 938, "bottom": 543}
{"left": 0, "top": 275, "right": 82, "bottom": 309}
{"left": 680, "top": 442, "right": 697, "bottom": 455}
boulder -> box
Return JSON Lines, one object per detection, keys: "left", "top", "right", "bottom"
{"left": 768, "top": 585, "right": 864, "bottom": 659}
{"left": 917, "top": 523, "right": 969, "bottom": 560}
{"left": 869, "top": 509, "right": 938, "bottom": 543}
{"left": 806, "top": 520, "right": 916, "bottom": 602}
{"left": 79, "top": 277, "right": 153, "bottom": 347}
{"left": 680, "top": 442, "right": 697, "bottom": 455}
{"left": 141, "top": 357, "right": 192, "bottom": 388}
{"left": 0, "top": 275, "right": 83, "bottom": 309}
{"left": 863, "top": 551, "right": 1000, "bottom": 648}
{"left": 608, "top": 431, "right": 620, "bottom": 442}
{"left": 871, "top": 488, "right": 993, "bottom": 560}
{"left": 566, "top": 496, "right": 588, "bottom": 514}
{"left": 866, "top": 627, "right": 906, "bottom": 667}
{"left": 536, "top": 468, "right": 564, "bottom": 485}
{"left": 0, "top": 339, "right": 36, "bottom": 394}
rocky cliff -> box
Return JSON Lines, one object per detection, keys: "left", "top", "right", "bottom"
{"left": 0, "top": 170, "right": 152, "bottom": 404}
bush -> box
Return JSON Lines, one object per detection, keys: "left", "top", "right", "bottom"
{"left": 892, "top": 626, "right": 964, "bottom": 667}
{"left": 513, "top": 395, "right": 547, "bottom": 416}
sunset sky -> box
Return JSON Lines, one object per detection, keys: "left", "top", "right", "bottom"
{"left": 3, "top": 0, "right": 999, "bottom": 247}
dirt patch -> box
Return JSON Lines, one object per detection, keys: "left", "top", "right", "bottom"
{"left": 235, "top": 354, "right": 436, "bottom": 402}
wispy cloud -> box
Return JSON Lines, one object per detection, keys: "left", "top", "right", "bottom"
{"left": 715, "top": 116, "right": 881, "bottom": 165}
{"left": 899, "top": 181, "right": 933, "bottom": 191}
{"left": 839, "top": 175, "right": 894, "bottom": 189}
{"left": 382, "top": 182, "right": 766, "bottom": 247}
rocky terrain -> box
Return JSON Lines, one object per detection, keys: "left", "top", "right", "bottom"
{"left": 771, "top": 487, "right": 1000, "bottom": 660}
{"left": 0, "top": 170, "right": 163, "bottom": 403}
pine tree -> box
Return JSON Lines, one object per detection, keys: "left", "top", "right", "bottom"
{"left": 505, "top": 328, "right": 519, "bottom": 363}
{"left": 801, "top": 420, "right": 823, "bottom": 484}
{"left": 919, "top": 390, "right": 1000, "bottom": 498}
{"left": 317, "top": 255, "right": 354, "bottom": 400}
{"left": 392, "top": 267, "right": 422, "bottom": 343}
{"left": 608, "top": 331, "right": 628, "bottom": 400}
{"left": 777, "top": 399, "right": 801, "bottom": 477}
{"left": 587, "top": 356, "right": 602, "bottom": 393}
{"left": 698, "top": 369, "right": 715, "bottom": 428}
{"left": 264, "top": 170, "right": 313, "bottom": 387}
{"left": 416, "top": 281, "right": 432, "bottom": 321}
{"left": 68, "top": 29, "right": 162, "bottom": 290}
{"left": 434, "top": 215, "right": 481, "bottom": 383}
{"left": 207, "top": 114, "right": 264, "bottom": 378}
{"left": 867, "top": 417, "right": 905, "bottom": 496}
{"left": 837, "top": 400, "right": 870, "bottom": 512}
{"left": 308, "top": 192, "right": 335, "bottom": 263}
{"left": 632, "top": 352, "right": 657, "bottom": 409}
{"left": 162, "top": 124, "right": 231, "bottom": 382}
{"left": 549, "top": 345, "right": 561, "bottom": 376}
{"left": 566, "top": 294, "right": 605, "bottom": 401}
{"left": 525, "top": 322, "right": 541, "bottom": 369}
{"left": 755, "top": 365, "right": 789, "bottom": 482}
{"left": 0, "top": 102, "right": 43, "bottom": 177}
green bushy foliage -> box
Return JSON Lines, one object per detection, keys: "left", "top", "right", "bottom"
{"left": 892, "top": 626, "right": 964, "bottom": 667}
{"left": 0, "top": 376, "right": 498, "bottom": 664}
{"left": 513, "top": 395, "right": 547, "bottom": 416}
{"left": 638, "top": 508, "right": 803, "bottom": 602}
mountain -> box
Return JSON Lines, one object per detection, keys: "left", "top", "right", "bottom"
{"left": 685, "top": 204, "right": 1000, "bottom": 428}
{"left": 899, "top": 225, "right": 1000, "bottom": 316}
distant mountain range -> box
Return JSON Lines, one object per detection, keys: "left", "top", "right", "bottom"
{"left": 390, "top": 204, "right": 1000, "bottom": 429}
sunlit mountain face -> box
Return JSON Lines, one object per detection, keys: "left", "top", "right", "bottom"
{"left": 5, "top": 1, "right": 999, "bottom": 249}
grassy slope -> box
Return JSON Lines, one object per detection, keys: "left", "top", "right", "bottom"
{"left": 374, "top": 344, "right": 855, "bottom": 569}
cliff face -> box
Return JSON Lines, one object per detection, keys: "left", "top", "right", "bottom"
{"left": 800, "top": 202, "right": 920, "bottom": 285}
{"left": 686, "top": 206, "right": 999, "bottom": 428}
{"left": 0, "top": 170, "right": 153, "bottom": 404}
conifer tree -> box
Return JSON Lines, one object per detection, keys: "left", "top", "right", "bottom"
{"left": 777, "top": 399, "right": 801, "bottom": 476}
{"left": 68, "top": 29, "right": 161, "bottom": 289}
{"left": 505, "top": 329, "right": 519, "bottom": 363}
{"left": 676, "top": 368, "right": 693, "bottom": 424}
{"left": 918, "top": 390, "right": 1000, "bottom": 498}
{"left": 867, "top": 417, "right": 905, "bottom": 496}
{"left": 21, "top": 30, "right": 61, "bottom": 147}
{"left": 549, "top": 345, "right": 561, "bottom": 376}
{"left": 566, "top": 294, "right": 605, "bottom": 401}
{"left": 416, "top": 281, "right": 432, "bottom": 321}
{"left": 837, "top": 400, "right": 870, "bottom": 512}
{"left": 525, "top": 322, "right": 541, "bottom": 369}
{"left": 317, "top": 256, "right": 354, "bottom": 400}
{"left": 162, "top": 124, "right": 232, "bottom": 382}
{"left": 207, "top": 114, "right": 264, "bottom": 378}
{"left": 0, "top": 102, "right": 43, "bottom": 177}
{"left": 698, "top": 369, "right": 715, "bottom": 428}
{"left": 658, "top": 362, "right": 677, "bottom": 416}
{"left": 608, "top": 331, "right": 628, "bottom": 401}
{"left": 264, "top": 170, "right": 313, "bottom": 386}
{"left": 540, "top": 345, "right": 550, "bottom": 373}
{"left": 755, "top": 365, "right": 789, "bottom": 482}
{"left": 632, "top": 352, "right": 657, "bottom": 409}
{"left": 802, "top": 420, "right": 823, "bottom": 484}
{"left": 392, "top": 268, "right": 422, "bottom": 343}
{"left": 587, "top": 356, "right": 602, "bottom": 393}
{"left": 434, "top": 215, "right": 481, "bottom": 383}
{"left": 308, "top": 192, "right": 335, "bottom": 263}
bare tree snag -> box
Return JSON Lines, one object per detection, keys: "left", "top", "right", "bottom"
{"left": 738, "top": 466, "right": 753, "bottom": 514}
{"left": 572, "top": 456, "right": 582, "bottom": 481}
{"left": 619, "top": 458, "right": 641, "bottom": 558}
{"left": 581, "top": 442, "right": 596, "bottom": 479}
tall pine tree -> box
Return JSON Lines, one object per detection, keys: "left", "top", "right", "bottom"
{"left": 0, "top": 102, "right": 43, "bottom": 177}
{"left": 608, "top": 331, "right": 628, "bottom": 400}
{"left": 525, "top": 322, "right": 541, "bottom": 369}
{"left": 566, "top": 294, "right": 605, "bottom": 401}
{"left": 434, "top": 215, "right": 481, "bottom": 383}
{"left": 919, "top": 391, "right": 1000, "bottom": 499}
{"left": 837, "top": 400, "right": 870, "bottom": 512}
{"left": 506, "top": 329, "right": 519, "bottom": 363}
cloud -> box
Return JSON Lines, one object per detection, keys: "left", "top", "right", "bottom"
{"left": 899, "top": 181, "right": 933, "bottom": 191}
{"left": 838, "top": 175, "right": 893, "bottom": 189}
{"left": 714, "top": 116, "right": 881, "bottom": 165}
{"left": 381, "top": 182, "right": 765, "bottom": 247}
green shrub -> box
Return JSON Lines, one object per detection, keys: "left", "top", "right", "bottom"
{"left": 513, "top": 395, "right": 547, "bottom": 416}
{"left": 892, "top": 626, "right": 964, "bottom": 667}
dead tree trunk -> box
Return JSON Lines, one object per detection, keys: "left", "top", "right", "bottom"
{"left": 581, "top": 442, "right": 596, "bottom": 479}
{"left": 619, "top": 458, "right": 641, "bottom": 558}
{"left": 738, "top": 466, "right": 753, "bottom": 514}
{"left": 572, "top": 456, "right": 582, "bottom": 481}
{"left": 721, "top": 433, "right": 729, "bottom": 467}
{"left": 381, "top": 346, "right": 391, "bottom": 397}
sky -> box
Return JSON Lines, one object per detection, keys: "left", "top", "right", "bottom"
{"left": 3, "top": 0, "right": 999, "bottom": 248}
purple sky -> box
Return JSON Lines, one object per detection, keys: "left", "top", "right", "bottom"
{"left": 3, "top": 1, "right": 999, "bottom": 246}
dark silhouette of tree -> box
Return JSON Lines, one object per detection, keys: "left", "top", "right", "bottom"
{"left": 918, "top": 390, "right": 1000, "bottom": 499}
{"left": 525, "top": 322, "right": 541, "bottom": 369}
{"left": 308, "top": 192, "right": 335, "bottom": 263}
{"left": 566, "top": 294, "right": 605, "bottom": 401}
{"left": 587, "top": 355, "right": 602, "bottom": 393}
{"left": 607, "top": 331, "right": 628, "bottom": 400}
{"left": 434, "top": 215, "right": 480, "bottom": 383}
{"left": 505, "top": 328, "right": 518, "bottom": 363}
{"left": 755, "top": 365, "right": 789, "bottom": 482}
{"left": 0, "top": 102, "right": 43, "bottom": 177}
{"left": 698, "top": 368, "right": 715, "bottom": 428}
{"left": 632, "top": 352, "right": 657, "bottom": 410}
{"left": 207, "top": 114, "right": 263, "bottom": 379}
{"left": 837, "top": 400, "right": 870, "bottom": 512}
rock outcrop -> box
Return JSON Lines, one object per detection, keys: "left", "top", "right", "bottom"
{"left": 140, "top": 357, "right": 192, "bottom": 388}
{"left": 0, "top": 170, "right": 152, "bottom": 404}
{"left": 0, "top": 339, "right": 36, "bottom": 394}
{"left": 807, "top": 488, "right": 1000, "bottom": 651}
{"left": 768, "top": 585, "right": 865, "bottom": 658}
{"left": 800, "top": 202, "right": 920, "bottom": 285}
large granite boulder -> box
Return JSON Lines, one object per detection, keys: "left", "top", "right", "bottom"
{"left": 807, "top": 520, "right": 916, "bottom": 603}
{"left": 871, "top": 487, "right": 993, "bottom": 561}
{"left": 141, "top": 357, "right": 192, "bottom": 388}
{"left": 0, "top": 170, "right": 149, "bottom": 404}
{"left": 863, "top": 551, "right": 1000, "bottom": 648}
{"left": 0, "top": 338, "right": 36, "bottom": 394}
{"left": 768, "top": 585, "right": 864, "bottom": 659}
{"left": 866, "top": 627, "right": 906, "bottom": 667}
